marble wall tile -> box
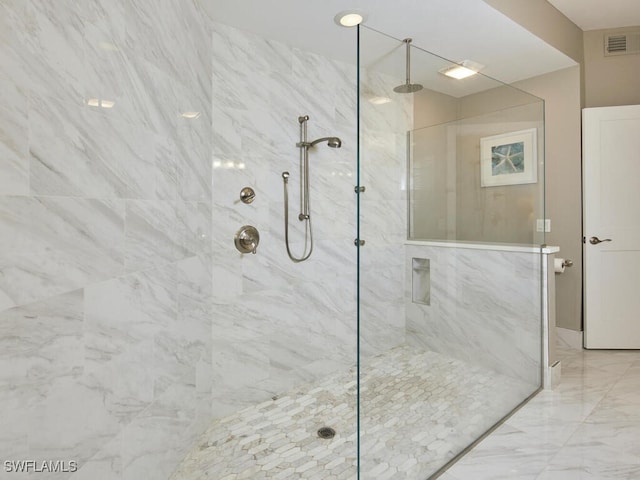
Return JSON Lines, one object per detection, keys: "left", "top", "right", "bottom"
{"left": 0, "top": 3, "right": 413, "bottom": 478}
{"left": 124, "top": 200, "right": 185, "bottom": 272}
{"left": 358, "top": 71, "right": 412, "bottom": 364}
{"left": 28, "top": 95, "right": 124, "bottom": 198}
{"left": 0, "top": 290, "right": 126, "bottom": 475}
{"left": 177, "top": 115, "right": 212, "bottom": 202}
{"left": 119, "top": 384, "right": 201, "bottom": 480}
{"left": 0, "top": 1, "right": 88, "bottom": 108}
{"left": 209, "top": 21, "right": 409, "bottom": 424}
{"left": 179, "top": 203, "right": 213, "bottom": 257}
{"left": 0, "top": 79, "right": 29, "bottom": 195}
{"left": 0, "top": 197, "right": 125, "bottom": 310}
{"left": 120, "top": 0, "right": 212, "bottom": 99}
{"left": 0, "top": 385, "right": 33, "bottom": 469}
{"left": 29, "top": 93, "right": 180, "bottom": 200}
{"left": 405, "top": 244, "right": 542, "bottom": 386}
{"left": 0, "top": 290, "right": 83, "bottom": 386}
{"left": 155, "top": 256, "right": 213, "bottom": 397}
{"left": 1, "top": 1, "right": 214, "bottom": 478}
{"left": 68, "top": 435, "right": 123, "bottom": 480}
{"left": 28, "top": 376, "right": 123, "bottom": 472}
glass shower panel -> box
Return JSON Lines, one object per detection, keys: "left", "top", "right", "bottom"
{"left": 358, "top": 26, "right": 544, "bottom": 479}
{"left": 410, "top": 86, "right": 545, "bottom": 245}
{"left": 186, "top": 22, "right": 360, "bottom": 479}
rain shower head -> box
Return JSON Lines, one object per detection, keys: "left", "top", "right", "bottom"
{"left": 309, "top": 137, "right": 342, "bottom": 148}
{"left": 393, "top": 83, "right": 423, "bottom": 94}
{"left": 393, "top": 38, "right": 423, "bottom": 94}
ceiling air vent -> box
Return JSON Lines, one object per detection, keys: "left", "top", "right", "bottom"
{"left": 604, "top": 31, "right": 640, "bottom": 56}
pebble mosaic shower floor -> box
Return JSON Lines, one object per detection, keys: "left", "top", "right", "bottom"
{"left": 170, "top": 345, "right": 535, "bottom": 479}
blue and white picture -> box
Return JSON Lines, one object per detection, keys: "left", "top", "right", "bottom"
{"left": 491, "top": 142, "right": 525, "bottom": 176}
{"left": 481, "top": 129, "right": 537, "bottom": 187}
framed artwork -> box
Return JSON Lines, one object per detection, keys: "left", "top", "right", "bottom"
{"left": 480, "top": 128, "right": 537, "bottom": 187}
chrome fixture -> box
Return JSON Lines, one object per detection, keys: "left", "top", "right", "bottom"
{"left": 308, "top": 137, "right": 342, "bottom": 148}
{"left": 234, "top": 225, "right": 260, "bottom": 254}
{"left": 282, "top": 115, "right": 342, "bottom": 263}
{"left": 239, "top": 187, "right": 256, "bottom": 204}
{"left": 589, "top": 236, "right": 612, "bottom": 245}
{"left": 393, "top": 38, "right": 423, "bottom": 94}
{"left": 562, "top": 259, "right": 574, "bottom": 268}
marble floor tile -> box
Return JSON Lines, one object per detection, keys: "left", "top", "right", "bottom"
{"left": 170, "top": 345, "right": 533, "bottom": 480}
{"left": 537, "top": 441, "right": 640, "bottom": 480}
{"left": 451, "top": 346, "right": 640, "bottom": 480}
{"left": 170, "top": 346, "right": 640, "bottom": 479}
{"left": 444, "top": 423, "right": 559, "bottom": 480}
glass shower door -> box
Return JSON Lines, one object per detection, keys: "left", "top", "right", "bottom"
{"left": 357, "top": 25, "right": 545, "bottom": 479}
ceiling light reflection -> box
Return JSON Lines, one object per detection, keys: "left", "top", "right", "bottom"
{"left": 439, "top": 60, "right": 484, "bottom": 80}
{"left": 86, "top": 98, "right": 116, "bottom": 109}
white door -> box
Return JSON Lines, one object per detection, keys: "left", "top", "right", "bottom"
{"left": 583, "top": 105, "right": 640, "bottom": 349}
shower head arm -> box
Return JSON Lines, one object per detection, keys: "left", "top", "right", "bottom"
{"left": 404, "top": 38, "right": 412, "bottom": 85}
{"left": 309, "top": 137, "right": 342, "bottom": 148}
{"left": 393, "top": 38, "right": 423, "bottom": 93}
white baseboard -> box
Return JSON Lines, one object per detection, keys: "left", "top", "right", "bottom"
{"left": 557, "top": 327, "right": 583, "bottom": 350}
{"left": 544, "top": 360, "right": 562, "bottom": 390}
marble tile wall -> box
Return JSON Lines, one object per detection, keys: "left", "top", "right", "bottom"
{"left": 0, "top": 3, "right": 412, "bottom": 477}
{"left": 209, "top": 22, "right": 410, "bottom": 417}
{"left": 209, "top": 21, "right": 358, "bottom": 417}
{"left": 405, "top": 244, "right": 543, "bottom": 387}
{"left": 359, "top": 66, "right": 413, "bottom": 361}
{"left": 0, "top": 0, "right": 212, "bottom": 478}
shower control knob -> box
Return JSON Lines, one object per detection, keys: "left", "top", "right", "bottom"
{"left": 240, "top": 187, "right": 256, "bottom": 204}
{"left": 235, "top": 225, "right": 260, "bottom": 254}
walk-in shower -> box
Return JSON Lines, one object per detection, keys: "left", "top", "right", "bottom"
{"left": 282, "top": 115, "right": 342, "bottom": 262}
{"left": 0, "top": 3, "right": 545, "bottom": 479}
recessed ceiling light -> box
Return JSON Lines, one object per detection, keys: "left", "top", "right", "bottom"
{"left": 334, "top": 10, "right": 367, "bottom": 27}
{"left": 441, "top": 65, "right": 476, "bottom": 80}
{"left": 439, "top": 60, "right": 484, "bottom": 80}
{"left": 181, "top": 111, "right": 201, "bottom": 119}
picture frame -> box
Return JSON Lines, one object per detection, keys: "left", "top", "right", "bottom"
{"left": 480, "top": 128, "right": 537, "bottom": 187}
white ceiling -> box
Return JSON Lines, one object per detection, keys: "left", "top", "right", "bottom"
{"left": 198, "top": 0, "right": 577, "bottom": 94}
{"left": 548, "top": 0, "right": 640, "bottom": 31}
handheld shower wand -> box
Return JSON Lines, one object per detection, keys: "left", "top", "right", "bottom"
{"left": 282, "top": 115, "right": 342, "bottom": 263}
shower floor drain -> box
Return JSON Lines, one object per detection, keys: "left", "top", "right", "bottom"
{"left": 317, "top": 427, "right": 336, "bottom": 439}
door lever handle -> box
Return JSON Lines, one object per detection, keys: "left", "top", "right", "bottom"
{"left": 589, "top": 236, "right": 612, "bottom": 245}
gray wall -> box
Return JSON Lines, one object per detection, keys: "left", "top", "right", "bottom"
{"left": 483, "top": 0, "right": 584, "bottom": 64}
{"left": 513, "top": 67, "right": 583, "bottom": 333}
{"left": 485, "top": 5, "right": 640, "bottom": 333}
{"left": 411, "top": 87, "right": 544, "bottom": 245}
{"left": 584, "top": 27, "right": 640, "bottom": 107}
{"left": 411, "top": 66, "right": 582, "bottom": 331}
